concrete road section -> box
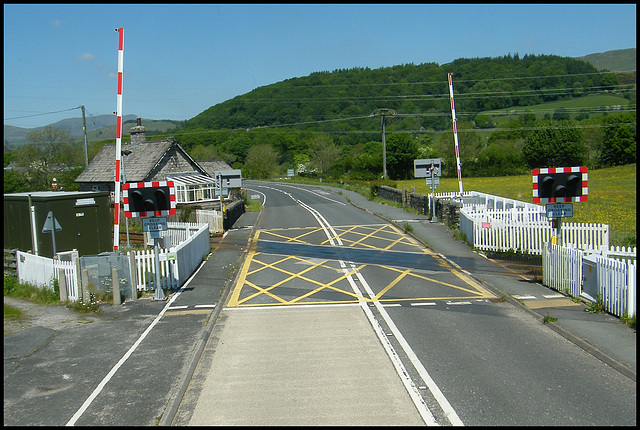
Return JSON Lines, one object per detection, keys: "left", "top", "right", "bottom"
{"left": 174, "top": 304, "right": 426, "bottom": 426}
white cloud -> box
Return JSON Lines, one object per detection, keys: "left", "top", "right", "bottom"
{"left": 76, "top": 53, "right": 96, "bottom": 61}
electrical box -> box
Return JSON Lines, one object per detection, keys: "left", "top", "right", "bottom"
{"left": 4, "top": 191, "right": 112, "bottom": 258}
{"left": 581, "top": 254, "right": 599, "bottom": 301}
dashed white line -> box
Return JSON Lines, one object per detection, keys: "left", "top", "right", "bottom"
{"left": 514, "top": 295, "right": 537, "bottom": 300}
{"left": 411, "top": 302, "right": 437, "bottom": 307}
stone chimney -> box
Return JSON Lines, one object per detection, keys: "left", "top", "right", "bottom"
{"left": 129, "top": 116, "right": 146, "bottom": 145}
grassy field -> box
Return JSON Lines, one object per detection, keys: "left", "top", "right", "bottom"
{"left": 395, "top": 163, "right": 636, "bottom": 247}
{"left": 485, "top": 94, "right": 632, "bottom": 125}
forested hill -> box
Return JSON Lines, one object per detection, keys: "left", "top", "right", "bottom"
{"left": 183, "top": 54, "right": 619, "bottom": 133}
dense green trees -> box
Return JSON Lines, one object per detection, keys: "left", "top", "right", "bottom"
{"left": 600, "top": 112, "right": 636, "bottom": 166}
{"left": 522, "top": 121, "right": 585, "bottom": 168}
{"left": 169, "top": 53, "right": 633, "bottom": 181}
{"left": 7, "top": 54, "right": 634, "bottom": 192}
{"left": 5, "top": 126, "right": 83, "bottom": 192}
{"left": 385, "top": 133, "right": 419, "bottom": 180}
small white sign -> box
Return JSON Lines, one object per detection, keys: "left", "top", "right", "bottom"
{"left": 143, "top": 217, "right": 168, "bottom": 232}
{"left": 75, "top": 198, "right": 95, "bottom": 206}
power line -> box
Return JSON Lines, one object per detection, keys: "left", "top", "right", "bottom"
{"left": 279, "top": 70, "right": 635, "bottom": 89}
{"left": 4, "top": 106, "right": 82, "bottom": 121}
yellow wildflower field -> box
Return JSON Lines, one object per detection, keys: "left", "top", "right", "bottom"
{"left": 397, "top": 164, "right": 636, "bottom": 247}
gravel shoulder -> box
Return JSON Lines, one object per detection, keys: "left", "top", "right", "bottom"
{"left": 3, "top": 296, "right": 103, "bottom": 337}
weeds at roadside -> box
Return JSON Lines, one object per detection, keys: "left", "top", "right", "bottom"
{"left": 584, "top": 295, "right": 607, "bottom": 314}
{"left": 403, "top": 222, "right": 414, "bottom": 235}
{"left": 620, "top": 313, "right": 636, "bottom": 329}
{"left": 543, "top": 310, "right": 558, "bottom": 324}
{"left": 4, "top": 303, "right": 22, "bottom": 319}
{"left": 4, "top": 274, "right": 59, "bottom": 306}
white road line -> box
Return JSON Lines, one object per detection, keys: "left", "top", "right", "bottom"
{"left": 168, "top": 305, "right": 189, "bottom": 310}
{"left": 446, "top": 301, "right": 472, "bottom": 305}
{"left": 542, "top": 294, "right": 565, "bottom": 299}
{"left": 382, "top": 303, "right": 402, "bottom": 307}
{"left": 294, "top": 194, "right": 446, "bottom": 426}
{"left": 342, "top": 262, "right": 437, "bottom": 426}
{"left": 411, "top": 302, "right": 437, "bottom": 306}
{"left": 194, "top": 304, "right": 216, "bottom": 308}
{"left": 354, "top": 268, "right": 464, "bottom": 426}
{"left": 65, "top": 256, "right": 210, "bottom": 426}
{"left": 514, "top": 295, "right": 537, "bottom": 300}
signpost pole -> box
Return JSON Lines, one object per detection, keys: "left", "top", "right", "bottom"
{"left": 153, "top": 237, "right": 165, "bottom": 300}
{"left": 556, "top": 217, "right": 562, "bottom": 246}
{"left": 430, "top": 162, "right": 438, "bottom": 223}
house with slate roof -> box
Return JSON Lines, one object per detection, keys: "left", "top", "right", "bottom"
{"left": 75, "top": 118, "right": 233, "bottom": 204}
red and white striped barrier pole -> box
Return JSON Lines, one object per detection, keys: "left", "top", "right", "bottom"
{"left": 113, "top": 28, "right": 124, "bottom": 251}
{"left": 448, "top": 73, "right": 464, "bottom": 197}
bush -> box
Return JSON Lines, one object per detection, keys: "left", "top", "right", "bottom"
{"left": 4, "top": 274, "right": 60, "bottom": 305}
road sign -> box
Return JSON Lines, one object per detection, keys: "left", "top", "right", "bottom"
{"left": 414, "top": 158, "right": 442, "bottom": 178}
{"left": 427, "top": 177, "right": 440, "bottom": 186}
{"left": 546, "top": 203, "right": 573, "bottom": 218}
{"left": 42, "top": 211, "right": 62, "bottom": 233}
{"left": 143, "top": 217, "right": 168, "bottom": 232}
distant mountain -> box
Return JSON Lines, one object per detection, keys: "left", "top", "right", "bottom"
{"left": 5, "top": 48, "right": 634, "bottom": 150}
{"left": 575, "top": 48, "right": 636, "bottom": 72}
{"left": 4, "top": 115, "right": 181, "bottom": 147}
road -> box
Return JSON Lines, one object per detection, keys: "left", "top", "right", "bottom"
{"left": 185, "top": 181, "right": 634, "bottom": 426}
{"left": 4, "top": 181, "right": 635, "bottom": 425}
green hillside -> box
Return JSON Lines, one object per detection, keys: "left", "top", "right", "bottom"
{"left": 576, "top": 48, "right": 636, "bottom": 72}
{"left": 182, "top": 54, "right": 622, "bottom": 136}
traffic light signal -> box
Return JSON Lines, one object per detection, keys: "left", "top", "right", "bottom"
{"left": 532, "top": 167, "right": 588, "bottom": 203}
{"left": 123, "top": 181, "right": 176, "bottom": 217}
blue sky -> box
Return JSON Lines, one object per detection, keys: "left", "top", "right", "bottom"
{"left": 3, "top": 4, "right": 636, "bottom": 129}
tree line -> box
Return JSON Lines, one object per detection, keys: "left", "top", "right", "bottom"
{"left": 4, "top": 54, "right": 636, "bottom": 192}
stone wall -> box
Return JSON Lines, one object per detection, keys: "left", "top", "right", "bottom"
{"left": 376, "top": 185, "right": 462, "bottom": 227}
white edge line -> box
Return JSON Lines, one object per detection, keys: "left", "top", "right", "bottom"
{"left": 168, "top": 305, "right": 189, "bottom": 310}
{"left": 344, "top": 271, "right": 437, "bottom": 426}
{"left": 194, "top": 304, "right": 216, "bottom": 308}
{"left": 354, "top": 270, "right": 464, "bottom": 426}
{"left": 411, "top": 302, "right": 437, "bottom": 306}
{"left": 65, "top": 256, "right": 210, "bottom": 426}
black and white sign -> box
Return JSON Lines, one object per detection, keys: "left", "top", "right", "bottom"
{"left": 546, "top": 203, "right": 573, "bottom": 218}
{"left": 142, "top": 217, "right": 168, "bottom": 232}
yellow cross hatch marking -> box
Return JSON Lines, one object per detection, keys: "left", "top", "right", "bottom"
{"left": 227, "top": 226, "right": 494, "bottom": 308}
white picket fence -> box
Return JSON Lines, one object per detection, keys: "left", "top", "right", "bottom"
{"left": 129, "top": 248, "right": 179, "bottom": 290}
{"left": 15, "top": 222, "right": 209, "bottom": 299}
{"left": 542, "top": 243, "right": 636, "bottom": 318}
{"left": 196, "top": 209, "right": 224, "bottom": 234}
{"left": 131, "top": 222, "right": 209, "bottom": 291}
{"left": 16, "top": 251, "right": 79, "bottom": 301}
{"left": 460, "top": 206, "right": 610, "bottom": 255}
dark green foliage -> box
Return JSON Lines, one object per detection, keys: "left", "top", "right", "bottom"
{"left": 599, "top": 112, "right": 636, "bottom": 166}
{"left": 386, "top": 132, "right": 419, "bottom": 180}
{"left": 182, "top": 54, "right": 609, "bottom": 136}
{"left": 522, "top": 121, "right": 586, "bottom": 168}
{"left": 172, "top": 54, "right": 633, "bottom": 181}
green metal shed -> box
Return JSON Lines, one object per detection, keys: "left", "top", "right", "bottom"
{"left": 4, "top": 191, "right": 112, "bottom": 258}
